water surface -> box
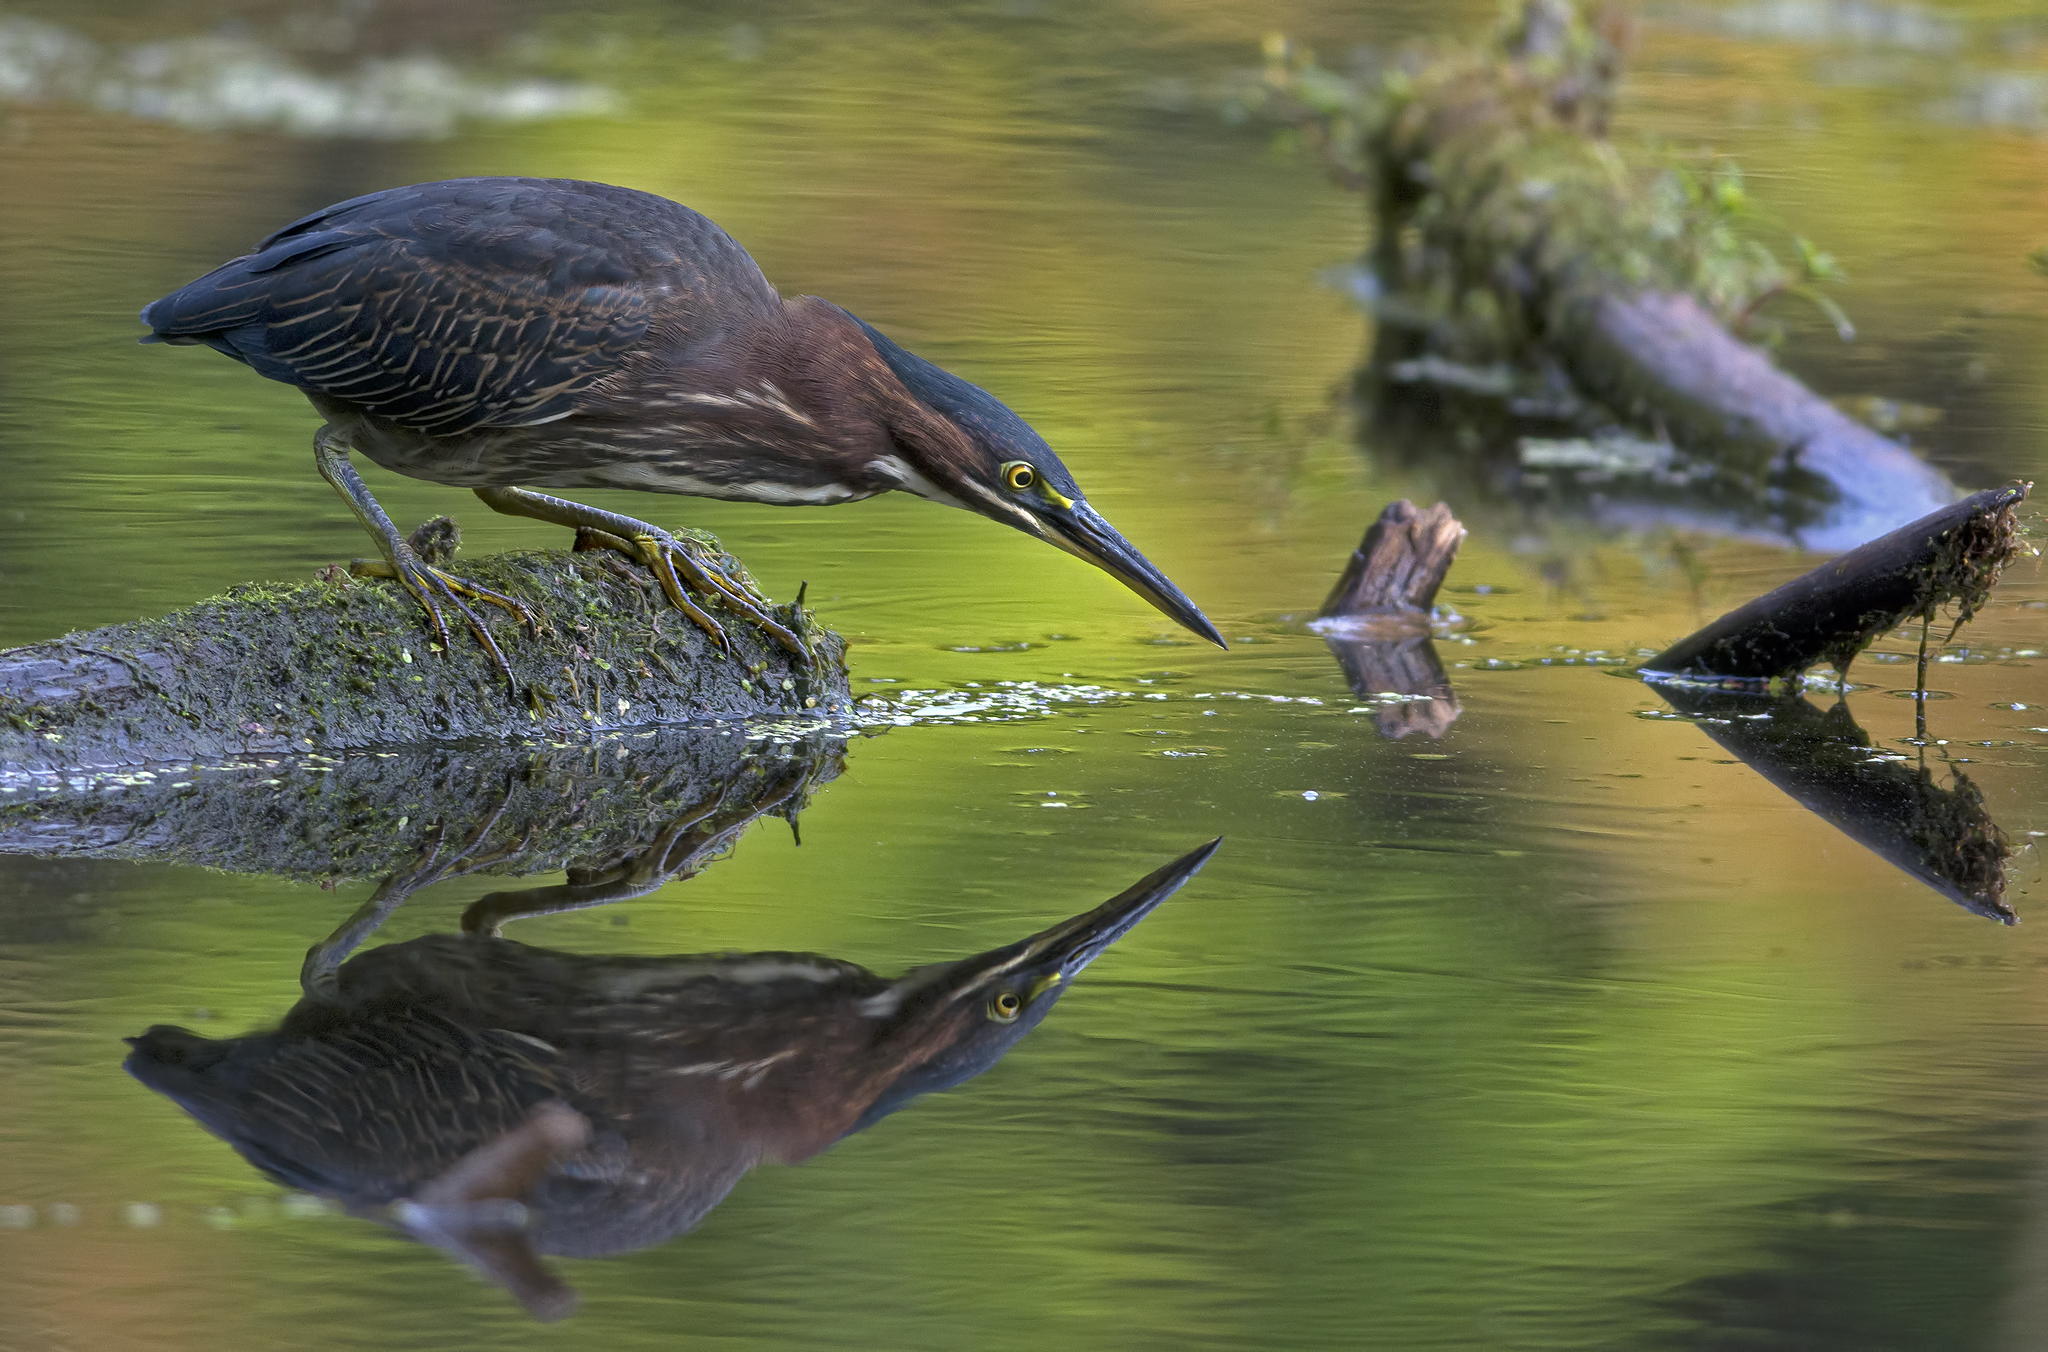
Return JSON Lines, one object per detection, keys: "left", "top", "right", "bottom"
{"left": 2, "top": 2, "right": 2047, "bottom": 1349}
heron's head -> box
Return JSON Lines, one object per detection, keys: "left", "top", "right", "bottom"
{"left": 847, "top": 838, "right": 1223, "bottom": 1132}
{"left": 850, "top": 315, "right": 1224, "bottom": 647}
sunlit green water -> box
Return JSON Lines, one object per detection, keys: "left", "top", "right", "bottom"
{"left": 2, "top": 1, "right": 2048, "bottom": 1349}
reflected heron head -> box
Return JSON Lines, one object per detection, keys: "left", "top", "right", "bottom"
{"left": 850, "top": 838, "right": 1222, "bottom": 1130}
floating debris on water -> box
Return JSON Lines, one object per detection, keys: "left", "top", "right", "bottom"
{"left": 852, "top": 681, "right": 1133, "bottom": 727}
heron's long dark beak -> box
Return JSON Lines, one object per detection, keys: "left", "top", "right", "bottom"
{"left": 1040, "top": 502, "right": 1226, "bottom": 648}
{"left": 968, "top": 838, "right": 1224, "bottom": 988}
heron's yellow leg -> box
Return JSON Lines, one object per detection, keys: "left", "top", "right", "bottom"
{"left": 313, "top": 427, "right": 535, "bottom": 687}
{"left": 472, "top": 485, "right": 806, "bottom": 658}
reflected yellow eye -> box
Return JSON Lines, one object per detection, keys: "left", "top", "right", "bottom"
{"left": 1001, "top": 462, "right": 1037, "bottom": 492}
{"left": 988, "top": 991, "right": 1023, "bottom": 1022}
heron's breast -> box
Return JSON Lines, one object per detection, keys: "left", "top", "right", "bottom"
{"left": 312, "top": 397, "right": 888, "bottom": 504}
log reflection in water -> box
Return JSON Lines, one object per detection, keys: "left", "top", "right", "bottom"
{"left": 124, "top": 784, "right": 1220, "bottom": 1318}
{"left": 1322, "top": 632, "right": 1461, "bottom": 741}
{"left": 0, "top": 726, "right": 841, "bottom": 885}
{"left": 1653, "top": 685, "right": 2013, "bottom": 922}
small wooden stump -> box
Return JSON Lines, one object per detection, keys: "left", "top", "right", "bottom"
{"left": 1315, "top": 501, "right": 1466, "bottom": 740}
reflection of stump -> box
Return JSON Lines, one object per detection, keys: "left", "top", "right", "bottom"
{"left": 1326, "top": 635, "right": 1461, "bottom": 740}
{"left": 1315, "top": 501, "right": 1466, "bottom": 740}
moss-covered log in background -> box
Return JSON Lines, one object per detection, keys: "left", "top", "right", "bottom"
{"left": 0, "top": 532, "right": 848, "bottom": 774}
{"left": 1251, "top": 0, "right": 1962, "bottom": 534}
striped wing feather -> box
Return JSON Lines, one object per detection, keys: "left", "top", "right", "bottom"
{"left": 141, "top": 177, "right": 780, "bottom": 437}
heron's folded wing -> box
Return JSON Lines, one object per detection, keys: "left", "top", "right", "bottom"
{"left": 140, "top": 178, "right": 777, "bottom": 437}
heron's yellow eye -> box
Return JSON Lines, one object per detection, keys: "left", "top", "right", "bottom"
{"left": 1002, "top": 462, "right": 1037, "bottom": 492}
{"left": 989, "top": 991, "right": 1023, "bottom": 1022}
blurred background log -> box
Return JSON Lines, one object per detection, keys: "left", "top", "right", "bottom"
{"left": 1252, "top": 0, "right": 1964, "bottom": 542}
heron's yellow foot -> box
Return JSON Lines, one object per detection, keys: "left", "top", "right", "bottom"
{"left": 572, "top": 526, "right": 807, "bottom": 659}
{"left": 350, "top": 549, "right": 537, "bottom": 685}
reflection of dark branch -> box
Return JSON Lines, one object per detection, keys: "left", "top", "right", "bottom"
{"left": 1654, "top": 685, "right": 2014, "bottom": 922}
{"left": 1324, "top": 636, "right": 1461, "bottom": 741}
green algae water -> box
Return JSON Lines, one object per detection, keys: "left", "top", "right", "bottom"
{"left": 3, "top": 2, "right": 2048, "bottom": 1348}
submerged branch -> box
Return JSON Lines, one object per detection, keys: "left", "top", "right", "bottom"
{"left": 1644, "top": 484, "right": 2029, "bottom": 683}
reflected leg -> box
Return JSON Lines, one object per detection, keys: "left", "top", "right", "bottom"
{"left": 461, "top": 756, "right": 818, "bottom": 934}
{"left": 300, "top": 785, "right": 524, "bottom": 993}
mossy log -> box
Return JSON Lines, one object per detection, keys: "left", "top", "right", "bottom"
{"left": 0, "top": 533, "right": 849, "bottom": 775}
{"left": 1644, "top": 484, "right": 2028, "bottom": 682}
{"left": 1257, "top": 0, "right": 1960, "bottom": 535}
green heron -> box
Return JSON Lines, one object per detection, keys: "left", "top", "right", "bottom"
{"left": 141, "top": 176, "right": 1223, "bottom": 677}
{"left": 125, "top": 839, "right": 1221, "bottom": 1319}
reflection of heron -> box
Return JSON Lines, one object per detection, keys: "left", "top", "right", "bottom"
{"left": 143, "top": 177, "right": 1220, "bottom": 679}
{"left": 126, "top": 841, "right": 1222, "bottom": 1319}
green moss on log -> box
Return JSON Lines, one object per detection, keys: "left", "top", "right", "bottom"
{"left": 0, "top": 531, "right": 849, "bottom": 774}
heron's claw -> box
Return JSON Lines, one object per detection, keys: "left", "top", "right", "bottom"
{"left": 574, "top": 527, "right": 808, "bottom": 660}
{"left": 351, "top": 549, "right": 537, "bottom": 686}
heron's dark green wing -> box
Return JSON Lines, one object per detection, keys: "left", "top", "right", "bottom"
{"left": 329, "top": 935, "right": 895, "bottom": 1039}
{"left": 140, "top": 177, "right": 780, "bottom": 437}
{"left": 125, "top": 1011, "right": 574, "bottom": 1205}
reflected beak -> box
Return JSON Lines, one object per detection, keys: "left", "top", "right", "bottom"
{"left": 1037, "top": 502, "right": 1227, "bottom": 648}
{"left": 970, "top": 838, "right": 1224, "bottom": 987}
